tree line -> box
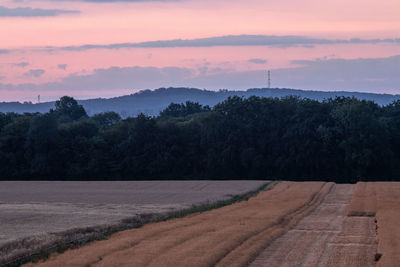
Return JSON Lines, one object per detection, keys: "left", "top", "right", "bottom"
{"left": 1, "top": 95, "right": 399, "bottom": 182}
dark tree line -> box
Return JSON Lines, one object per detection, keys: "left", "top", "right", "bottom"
{"left": 1, "top": 95, "right": 400, "bottom": 182}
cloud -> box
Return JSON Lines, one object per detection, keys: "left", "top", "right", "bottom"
{"left": 272, "top": 55, "right": 400, "bottom": 92}
{"left": 24, "top": 69, "right": 45, "bottom": 77}
{"left": 53, "top": 0, "right": 176, "bottom": 2}
{"left": 0, "top": 66, "right": 193, "bottom": 92}
{"left": 0, "top": 49, "right": 9, "bottom": 54}
{"left": 14, "top": 61, "right": 29, "bottom": 68}
{"left": 50, "top": 35, "right": 400, "bottom": 51}
{"left": 59, "top": 66, "right": 193, "bottom": 90}
{"left": 2, "top": 35, "right": 399, "bottom": 55}
{"left": 248, "top": 58, "right": 268, "bottom": 64}
{"left": 58, "top": 64, "right": 68, "bottom": 70}
{"left": 189, "top": 55, "right": 400, "bottom": 93}
{"left": 1, "top": 55, "right": 400, "bottom": 95}
{"left": 0, "top": 6, "right": 79, "bottom": 17}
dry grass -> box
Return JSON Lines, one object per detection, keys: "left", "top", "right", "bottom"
{"left": 25, "top": 182, "right": 331, "bottom": 267}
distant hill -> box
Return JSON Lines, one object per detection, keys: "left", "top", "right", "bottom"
{"left": 1, "top": 87, "right": 399, "bottom": 117}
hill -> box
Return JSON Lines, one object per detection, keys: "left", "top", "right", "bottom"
{"left": 1, "top": 87, "right": 399, "bottom": 116}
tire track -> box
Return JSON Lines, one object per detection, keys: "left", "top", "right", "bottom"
{"left": 214, "top": 182, "right": 333, "bottom": 267}
{"left": 250, "top": 184, "right": 378, "bottom": 267}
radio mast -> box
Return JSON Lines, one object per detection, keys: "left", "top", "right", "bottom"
{"left": 38, "top": 95, "right": 40, "bottom": 104}
{"left": 267, "top": 70, "right": 271, "bottom": 88}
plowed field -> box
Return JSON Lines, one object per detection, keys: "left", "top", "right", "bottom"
{"left": 0, "top": 180, "right": 266, "bottom": 246}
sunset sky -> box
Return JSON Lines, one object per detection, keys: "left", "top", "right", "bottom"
{"left": 1, "top": 0, "right": 400, "bottom": 102}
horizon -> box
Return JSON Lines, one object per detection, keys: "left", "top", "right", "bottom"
{"left": 1, "top": 0, "right": 399, "bottom": 102}
{"left": 2, "top": 87, "right": 400, "bottom": 105}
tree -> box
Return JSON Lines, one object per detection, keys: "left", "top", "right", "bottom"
{"left": 0, "top": 116, "right": 32, "bottom": 177}
{"left": 25, "top": 113, "right": 59, "bottom": 177}
{"left": 53, "top": 96, "right": 87, "bottom": 121}
{"left": 160, "top": 101, "right": 210, "bottom": 118}
{"left": 91, "top": 112, "right": 121, "bottom": 130}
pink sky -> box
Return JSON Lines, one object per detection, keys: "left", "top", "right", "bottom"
{"left": 0, "top": 0, "right": 400, "bottom": 102}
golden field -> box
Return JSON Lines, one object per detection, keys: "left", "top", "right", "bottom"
{"left": 20, "top": 181, "right": 400, "bottom": 267}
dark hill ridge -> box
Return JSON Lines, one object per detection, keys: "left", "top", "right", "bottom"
{"left": 1, "top": 87, "right": 399, "bottom": 116}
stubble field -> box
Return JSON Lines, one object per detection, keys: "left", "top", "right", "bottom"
{"left": 4, "top": 181, "right": 400, "bottom": 266}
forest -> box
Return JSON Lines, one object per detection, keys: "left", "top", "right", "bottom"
{"left": 0, "top": 95, "right": 399, "bottom": 182}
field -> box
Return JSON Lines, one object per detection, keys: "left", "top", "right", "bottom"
{"left": 347, "top": 182, "right": 400, "bottom": 267}
{"left": 4, "top": 181, "right": 400, "bottom": 266}
{"left": 0, "top": 180, "right": 266, "bottom": 265}
{"left": 26, "top": 182, "right": 332, "bottom": 266}
{"left": 252, "top": 184, "right": 377, "bottom": 266}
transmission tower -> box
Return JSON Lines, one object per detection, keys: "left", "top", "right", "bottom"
{"left": 38, "top": 95, "right": 40, "bottom": 104}
{"left": 267, "top": 70, "right": 271, "bottom": 88}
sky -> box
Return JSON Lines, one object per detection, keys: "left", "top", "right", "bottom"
{"left": 0, "top": 0, "right": 400, "bottom": 102}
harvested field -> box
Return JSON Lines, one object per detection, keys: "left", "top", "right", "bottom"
{"left": 251, "top": 184, "right": 378, "bottom": 267}
{"left": 0, "top": 180, "right": 266, "bottom": 265}
{"left": 348, "top": 182, "right": 400, "bottom": 267}
{"left": 346, "top": 182, "right": 377, "bottom": 217}
{"left": 26, "top": 182, "right": 332, "bottom": 267}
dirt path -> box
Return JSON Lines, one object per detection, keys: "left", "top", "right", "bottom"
{"left": 250, "top": 184, "right": 377, "bottom": 267}
{"left": 26, "top": 182, "right": 332, "bottom": 267}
